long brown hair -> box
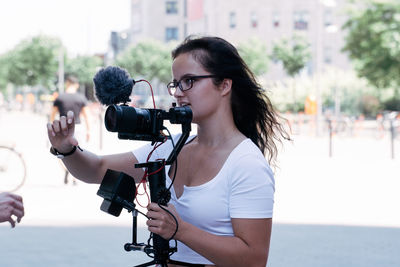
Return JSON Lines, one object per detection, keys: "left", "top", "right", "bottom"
{"left": 172, "top": 36, "right": 290, "bottom": 166}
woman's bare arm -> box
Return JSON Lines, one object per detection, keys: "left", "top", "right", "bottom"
{"left": 47, "top": 110, "right": 144, "bottom": 184}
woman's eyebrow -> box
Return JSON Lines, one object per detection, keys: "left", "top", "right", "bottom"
{"left": 173, "top": 73, "right": 194, "bottom": 81}
{"left": 179, "top": 73, "right": 196, "bottom": 79}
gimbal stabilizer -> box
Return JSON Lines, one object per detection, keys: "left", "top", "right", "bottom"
{"left": 92, "top": 65, "right": 204, "bottom": 266}
{"left": 97, "top": 116, "right": 197, "bottom": 267}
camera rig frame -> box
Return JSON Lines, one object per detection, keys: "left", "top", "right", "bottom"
{"left": 97, "top": 105, "right": 200, "bottom": 267}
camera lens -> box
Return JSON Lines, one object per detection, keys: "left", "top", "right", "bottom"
{"left": 104, "top": 104, "right": 151, "bottom": 134}
{"left": 104, "top": 105, "right": 118, "bottom": 131}
{"left": 105, "top": 105, "right": 122, "bottom": 132}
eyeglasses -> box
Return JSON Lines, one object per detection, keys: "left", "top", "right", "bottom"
{"left": 167, "top": 75, "right": 218, "bottom": 96}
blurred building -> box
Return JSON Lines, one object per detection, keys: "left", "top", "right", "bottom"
{"left": 105, "top": 30, "right": 131, "bottom": 65}
{"left": 113, "top": 0, "right": 353, "bottom": 81}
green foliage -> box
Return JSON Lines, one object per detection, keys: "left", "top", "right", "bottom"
{"left": 65, "top": 55, "right": 104, "bottom": 85}
{"left": 65, "top": 54, "right": 104, "bottom": 101}
{"left": 270, "top": 35, "right": 311, "bottom": 112}
{"left": 271, "top": 35, "right": 311, "bottom": 77}
{"left": 0, "top": 54, "right": 9, "bottom": 93}
{"left": 268, "top": 67, "right": 380, "bottom": 116}
{"left": 382, "top": 96, "right": 400, "bottom": 111}
{"left": 7, "top": 35, "right": 62, "bottom": 87}
{"left": 320, "top": 68, "right": 381, "bottom": 117}
{"left": 342, "top": 1, "right": 400, "bottom": 91}
{"left": 237, "top": 38, "right": 269, "bottom": 76}
{"left": 116, "top": 40, "right": 174, "bottom": 85}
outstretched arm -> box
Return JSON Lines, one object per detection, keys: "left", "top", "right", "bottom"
{"left": 47, "top": 111, "right": 144, "bottom": 184}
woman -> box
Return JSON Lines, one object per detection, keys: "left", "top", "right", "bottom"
{"left": 47, "top": 36, "right": 288, "bottom": 266}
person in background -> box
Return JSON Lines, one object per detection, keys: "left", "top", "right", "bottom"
{"left": 0, "top": 192, "right": 24, "bottom": 228}
{"left": 47, "top": 36, "right": 289, "bottom": 266}
{"left": 50, "top": 75, "right": 91, "bottom": 185}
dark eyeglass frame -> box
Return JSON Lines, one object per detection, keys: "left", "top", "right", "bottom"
{"left": 167, "top": 75, "right": 218, "bottom": 96}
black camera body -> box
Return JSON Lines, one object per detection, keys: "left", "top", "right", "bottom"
{"left": 104, "top": 104, "right": 192, "bottom": 143}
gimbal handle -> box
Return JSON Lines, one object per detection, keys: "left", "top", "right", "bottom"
{"left": 129, "top": 125, "right": 191, "bottom": 266}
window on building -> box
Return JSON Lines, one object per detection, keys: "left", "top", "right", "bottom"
{"left": 324, "top": 46, "right": 332, "bottom": 64}
{"left": 294, "top": 10, "right": 309, "bottom": 30}
{"left": 306, "top": 61, "right": 313, "bottom": 76}
{"left": 272, "top": 11, "right": 280, "bottom": 28}
{"left": 250, "top": 11, "right": 258, "bottom": 28}
{"left": 229, "top": 12, "right": 236, "bottom": 28}
{"left": 324, "top": 9, "right": 333, "bottom": 27}
{"left": 184, "top": 23, "right": 188, "bottom": 37}
{"left": 166, "top": 27, "right": 179, "bottom": 41}
{"left": 183, "top": 0, "right": 187, "bottom": 17}
{"left": 166, "top": 0, "right": 178, "bottom": 14}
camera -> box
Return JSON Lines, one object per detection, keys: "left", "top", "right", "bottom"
{"left": 104, "top": 104, "right": 192, "bottom": 143}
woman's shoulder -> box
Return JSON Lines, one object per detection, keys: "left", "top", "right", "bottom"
{"left": 227, "top": 139, "right": 273, "bottom": 176}
{"left": 230, "top": 138, "right": 265, "bottom": 160}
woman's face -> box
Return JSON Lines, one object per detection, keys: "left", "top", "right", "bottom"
{"left": 171, "top": 52, "right": 223, "bottom": 123}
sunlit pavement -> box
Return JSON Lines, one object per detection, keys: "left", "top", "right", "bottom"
{"left": 1, "top": 111, "right": 399, "bottom": 266}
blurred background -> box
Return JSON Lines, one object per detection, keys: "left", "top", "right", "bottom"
{"left": 1, "top": 0, "right": 400, "bottom": 123}
{"left": 0, "top": 0, "right": 400, "bottom": 266}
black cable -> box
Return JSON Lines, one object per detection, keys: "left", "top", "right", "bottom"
{"left": 136, "top": 209, "right": 149, "bottom": 219}
{"left": 161, "top": 127, "right": 179, "bottom": 241}
{"left": 158, "top": 202, "right": 179, "bottom": 240}
{"left": 169, "top": 239, "right": 178, "bottom": 256}
{"left": 146, "top": 233, "right": 155, "bottom": 258}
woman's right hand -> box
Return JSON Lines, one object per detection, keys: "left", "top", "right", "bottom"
{"left": 0, "top": 192, "right": 24, "bottom": 227}
{"left": 47, "top": 110, "right": 79, "bottom": 153}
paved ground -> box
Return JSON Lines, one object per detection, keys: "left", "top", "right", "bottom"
{"left": 2, "top": 224, "right": 399, "bottom": 267}
{"left": 0, "top": 111, "right": 399, "bottom": 266}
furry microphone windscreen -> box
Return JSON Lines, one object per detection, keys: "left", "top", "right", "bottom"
{"left": 93, "top": 66, "right": 135, "bottom": 105}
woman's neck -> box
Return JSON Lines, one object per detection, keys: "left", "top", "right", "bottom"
{"left": 195, "top": 112, "right": 243, "bottom": 148}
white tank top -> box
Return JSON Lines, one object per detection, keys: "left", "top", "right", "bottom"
{"left": 133, "top": 135, "right": 275, "bottom": 265}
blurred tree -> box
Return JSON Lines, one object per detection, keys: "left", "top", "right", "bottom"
{"left": 237, "top": 38, "right": 269, "bottom": 76}
{"left": 359, "top": 94, "right": 381, "bottom": 117}
{"left": 65, "top": 55, "right": 104, "bottom": 100}
{"left": 7, "top": 35, "right": 62, "bottom": 88}
{"left": 116, "top": 40, "right": 173, "bottom": 85}
{"left": 271, "top": 35, "right": 311, "bottom": 112}
{"left": 65, "top": 55, "right": 104, "bottom": 85}
{"left": 270, "top": 67, "right": 380, "bottom": 117}
{"left": 271, "top": 35, "right": 311, "bottom": 78}
{"left": 342, "top": 1, "right": 400, "bottom": 98}
{"left": 0, "top": 54, "right": 9, "bottom": 94}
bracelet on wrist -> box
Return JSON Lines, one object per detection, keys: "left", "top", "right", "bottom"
{"left": 50, "top": 145, "right": 82, "bottom": 159}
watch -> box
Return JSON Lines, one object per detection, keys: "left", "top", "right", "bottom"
{"left": 50, "top": 146, "right": 82, "bottom": 159}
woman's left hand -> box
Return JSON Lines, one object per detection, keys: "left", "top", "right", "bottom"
{"left": 146, "top": 203, "right": 181, "bottom": 240}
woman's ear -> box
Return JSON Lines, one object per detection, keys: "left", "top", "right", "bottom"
{"left": 220, "top": 78, "right": 232, "bottom": 97}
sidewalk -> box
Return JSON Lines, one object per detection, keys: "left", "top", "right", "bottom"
{"left": 2, "top": 223, "right": 399, "bottom": 267}
{"left": 1, "top": 111, "right": 399, "bottom": 266}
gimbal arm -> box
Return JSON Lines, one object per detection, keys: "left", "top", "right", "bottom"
{"left": 166, "top": 122, "right": 191, "bottom": 165}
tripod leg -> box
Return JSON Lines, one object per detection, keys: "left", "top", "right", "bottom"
{"left": 132, "top": 210, "right": 138, "bottom": 244}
